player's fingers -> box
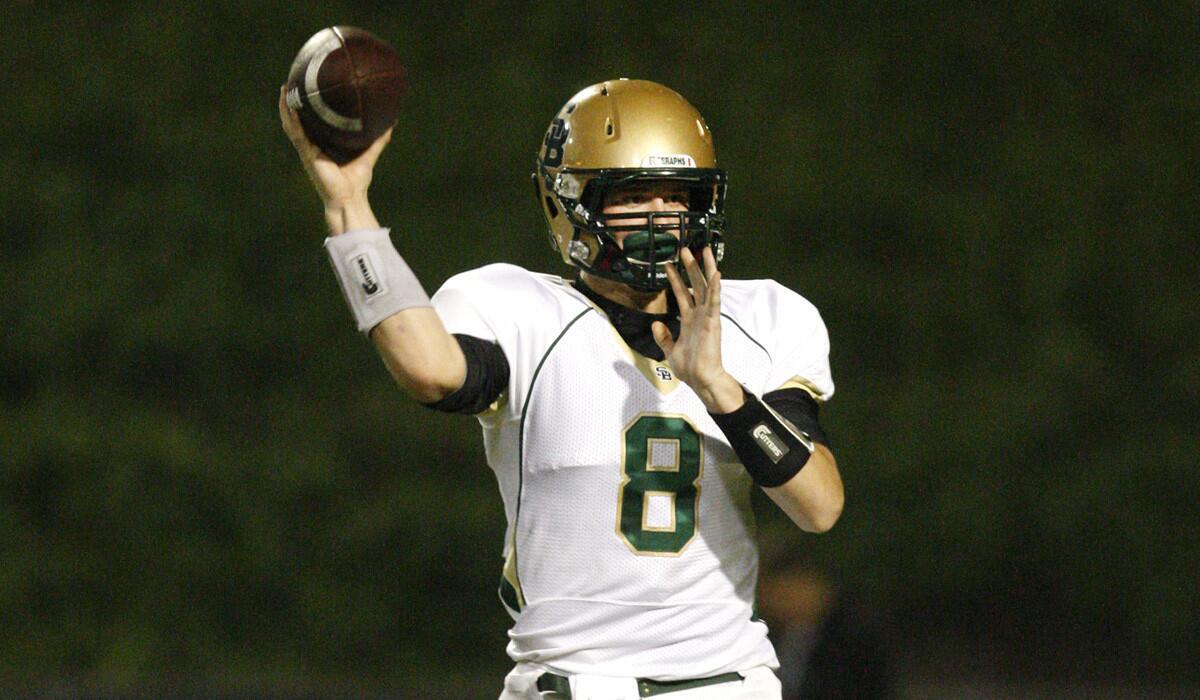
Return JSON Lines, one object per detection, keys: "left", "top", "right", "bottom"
{"left": 664, "top": 261, "right": 693, "bottom": 314}
{"left": 680, "top": 246, "right": 707, "bottom": 305}
{"left": 279, "top": 86, "right": 320, "bottom": 159}
{"left": 354, "top": 125, "right": 394, "bottom": 167}
{"left": 702, "top": 246, "right": 721, "bottom": 315}
{"left": 706, "top": 268, "right": 722, "bottom": 318}
{"left": 651, "top": 321, "right": 675, "bottom": 355}
{"left": 278, "top": 85, "right": 302, "bottom": 137}
{"left": 703, "top": 245, "right": 719, "bottom": 276}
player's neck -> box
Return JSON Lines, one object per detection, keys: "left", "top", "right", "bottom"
{"left": 578, "top": 272, "right": 668, "bottom": 314}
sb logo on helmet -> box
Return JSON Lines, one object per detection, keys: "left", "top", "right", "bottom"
{"left": 542, "top": 118, "right": 568, "bottom": 168}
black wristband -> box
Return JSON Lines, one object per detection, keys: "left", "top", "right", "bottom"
{"left": 709, "top": 386, "right": 815, "bottom": 487}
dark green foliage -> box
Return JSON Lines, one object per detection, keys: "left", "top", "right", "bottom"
{"left": 2, "top": 0, "right": 1196, "bottom": 690}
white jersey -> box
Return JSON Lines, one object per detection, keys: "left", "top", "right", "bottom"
{"left": 431, "top": 263, "right": 834, "bottom": 680}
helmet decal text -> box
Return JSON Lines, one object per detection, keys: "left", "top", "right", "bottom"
{"left": 642, "top": 155, "right": 696, "bottom": 168}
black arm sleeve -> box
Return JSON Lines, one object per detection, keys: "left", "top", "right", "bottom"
{"left": 421, "top": 334, "right": 510, "bottom": 415}
{"left": 709, "top": 386, "right": 831, "bottom": 488}
{"left": 762, "top": 387, "right": 830, "bottom": 448}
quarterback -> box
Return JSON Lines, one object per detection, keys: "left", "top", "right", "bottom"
{"left": 280, "top": 79, "right": 844, "bottom": 699}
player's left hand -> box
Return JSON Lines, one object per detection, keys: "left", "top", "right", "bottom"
{"left": 652, "top": 246, "right": 745, "bottom": 413}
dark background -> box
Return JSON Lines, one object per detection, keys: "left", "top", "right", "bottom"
{"left": 2, "top": 0, "right": 1197, "bottom": 696}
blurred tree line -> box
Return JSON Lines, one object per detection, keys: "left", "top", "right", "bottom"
{"left": 2, "top": 0, "right": 1196, "bottom": 692}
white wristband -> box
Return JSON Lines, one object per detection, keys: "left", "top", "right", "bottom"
{"left": 324, "top": 228, "right": 431, "bottom": 333}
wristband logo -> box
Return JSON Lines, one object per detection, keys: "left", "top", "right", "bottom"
{"left": 751, "top": 423, "right": 789, "bottom": 464}
{"left": 352, "top": 253, "right": 382, "bottom": 296}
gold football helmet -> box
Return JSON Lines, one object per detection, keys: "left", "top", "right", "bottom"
{"left": 534, "top": 79, "right": 727, "bottom": 291}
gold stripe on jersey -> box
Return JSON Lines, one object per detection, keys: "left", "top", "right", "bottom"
{"left": 602, "top": 321, "right": 681, "bottom": 394}
{"left": 500, "top": 541, "right": 526, "bottom": 610}
{"left": 629, "top": 350, "right": 680, "bottom": 395}
{"left": 571, "top": 290, "right": 682, "bottom": 394}
{"left": 774, "top": 375, "right": 826, "bottom": 401}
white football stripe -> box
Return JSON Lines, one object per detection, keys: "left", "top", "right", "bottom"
{"left": 303, "top": 30, "right": 363, "bottom": 133}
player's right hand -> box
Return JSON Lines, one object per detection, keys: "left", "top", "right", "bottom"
{"left": 278, "top": 84, "right": 392, "bottom": 213}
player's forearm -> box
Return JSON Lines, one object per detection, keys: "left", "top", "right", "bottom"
{"left": 324, "top": 194, "right": 379, "bottom": 236}
{"left": 763, "top": 444, "right": 844, "bottom": 532}
{"left": 369, "top": 308, "right": 468, "bottom": 403}
{"left": 321, "top": 214, "right": 458, "bottom": 401}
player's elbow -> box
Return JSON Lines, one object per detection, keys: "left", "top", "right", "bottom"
{"left": 375, "top": 349, "right": 466, "bottom": 403}
{"left": 764, "top": 478, "right": 843, "bottom": 533}
{"left": 805, "top": 447, "right": 843, "bottom": 532}
{"left": 772, "top": 450, "right": 844, "bottom": 533}
{"left": 370, "top": 319, "right": 468, "bottom": 403}
{"left": 398, "top": 364, "right": 465, "bottom": 403}
{"left": 804, "top": 493, "right": 843, "bottom": 533}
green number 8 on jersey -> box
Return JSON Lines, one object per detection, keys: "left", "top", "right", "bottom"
{"left": 618, "top": 414, "right": 703, "bottom": 555}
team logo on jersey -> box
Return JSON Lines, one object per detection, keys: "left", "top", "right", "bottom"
{"left": 751, "top": 423, "right": 790, "bottom": 463}
{"left": 654, "top": 366, "right": 673, "bottom": 381}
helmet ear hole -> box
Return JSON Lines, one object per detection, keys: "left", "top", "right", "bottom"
{"left": 689, "top": 186, "right": 714, "bottom": 212}
{"left": 580, "top": 181, "right": 604, "bottom": 211}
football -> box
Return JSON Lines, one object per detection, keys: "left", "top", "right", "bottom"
{"left": 285, "top": 26, "right": 407, "bottom": 163}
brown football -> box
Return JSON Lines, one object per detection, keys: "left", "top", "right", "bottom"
{"left": 285, "top": 26, "right": 406, "bottom": 163}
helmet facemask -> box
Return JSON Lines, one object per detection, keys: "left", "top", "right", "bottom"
{"left": 561, "top": 174, "right": 726, "bottom": 291}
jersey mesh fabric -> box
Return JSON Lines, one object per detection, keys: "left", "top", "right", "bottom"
{"left": 430, "top": 264, "right": 833, "bottom": 680}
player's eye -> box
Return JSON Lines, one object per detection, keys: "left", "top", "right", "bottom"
{"left": 609, "top": 190, "right": 647, "bottom": 206}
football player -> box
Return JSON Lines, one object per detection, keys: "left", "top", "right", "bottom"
{"left": 280, "top": 78, "right": 844, "bottom": 700}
